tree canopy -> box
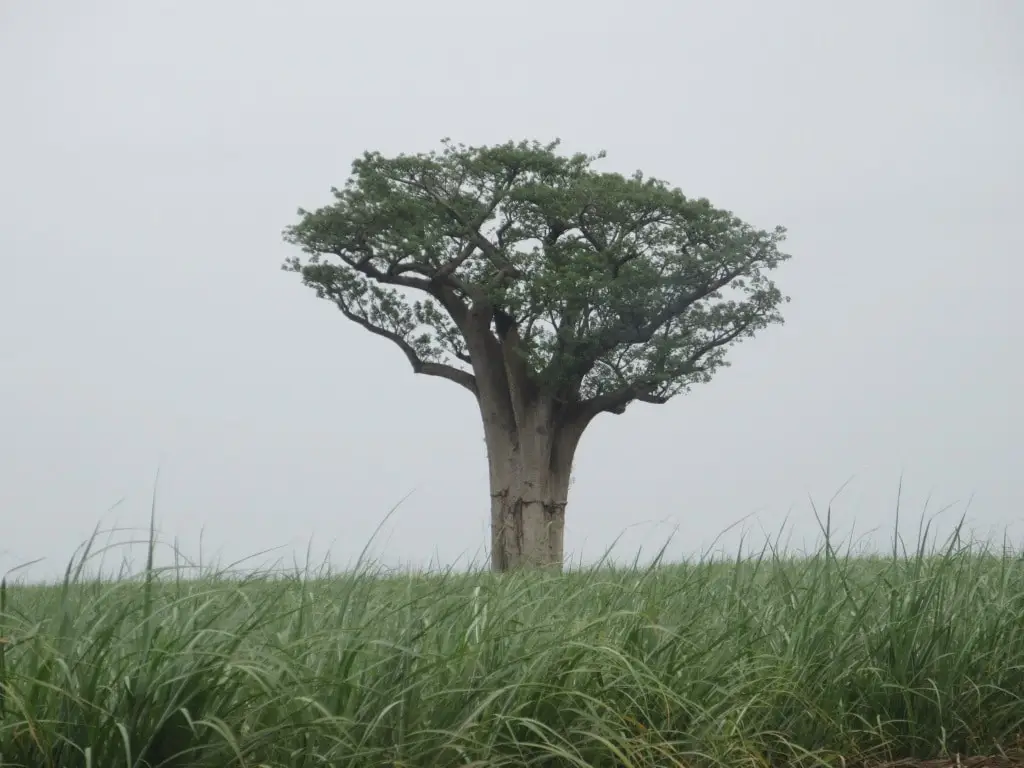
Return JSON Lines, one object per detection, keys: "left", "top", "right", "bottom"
{"left": 283, "top": 139, "right": 790, "bottom": 418}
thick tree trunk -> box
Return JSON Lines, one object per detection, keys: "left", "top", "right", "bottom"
{"left": 460, "top": 303, "right": 589, "bottom": 572}
{"left": 484, "top": 404, "right": 583, "bottom": 572}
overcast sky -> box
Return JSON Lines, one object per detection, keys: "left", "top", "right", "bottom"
{"left": 1, "top": 0, "right": 1020, "bottom": 580}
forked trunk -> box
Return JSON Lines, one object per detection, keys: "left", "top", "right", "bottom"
{"left": 483, "top": 404, "right": 584, "bottom": 572}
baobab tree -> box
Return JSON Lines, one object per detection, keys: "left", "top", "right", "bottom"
{"left": 283, "top": 139, "right": 790, "bottom": 571}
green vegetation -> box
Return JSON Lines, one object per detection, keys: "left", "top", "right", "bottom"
{"left": 2, "top": 524, "right": 1023, "bottom": 767}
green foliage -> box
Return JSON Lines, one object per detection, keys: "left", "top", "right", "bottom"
{"left": 3, "top": 530, "right": 1024, "bottom": 767}
{"left": 284, "top": 139, "right": 790, "bottom": 408}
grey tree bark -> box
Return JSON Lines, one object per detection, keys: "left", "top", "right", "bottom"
{"left": 480, "top": 397, "right": 585, "bottom": 571}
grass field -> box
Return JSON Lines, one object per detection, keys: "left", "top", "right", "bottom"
{"left": 2, "top": 521, "right": 1023, "bottom": 768}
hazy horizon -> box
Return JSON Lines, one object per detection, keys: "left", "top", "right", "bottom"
{"left": 2, "top": 0, "right": 1020, "bottom": 581}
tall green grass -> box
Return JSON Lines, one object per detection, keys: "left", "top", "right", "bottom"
{"left": 1, "top": 517, "right": 1023, "bottom": 767}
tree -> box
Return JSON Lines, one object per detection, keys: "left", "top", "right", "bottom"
{"left": 283, "top": 139, "right": 791, "bottom": 572}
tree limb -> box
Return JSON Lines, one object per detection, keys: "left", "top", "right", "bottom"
{"left": 575, "top": 380, "right": 667, "bottom": 420}
{"left": 331, "top": 295, "right": 477, "bottom": 395}
{"left": 493, "top": 309, "right": 539, "bottom": 415}
{"left": 605, "top": 264, "right": 749, "bottom": 347}
{"left": 346, "top": 253, "right": 434, "bottom": 292}
{"left": 460, "top": 305, "right": 519, "bottom": 437}
{"left": 381, "top": 168, "right": 525, "bottom": 280}
{"left": 576, "top": 315, "right": 758, "bottom": 419}
{"left": 550, "top": 262, "right": 752, "bottom": 390}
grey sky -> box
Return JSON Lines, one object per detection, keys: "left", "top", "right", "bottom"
{"left": 1, "top": 0, "right": 1020, "bottom": 580}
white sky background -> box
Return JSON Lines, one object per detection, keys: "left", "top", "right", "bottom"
{"left": 1, "top": 0, "right": 1020, "bottom": 581}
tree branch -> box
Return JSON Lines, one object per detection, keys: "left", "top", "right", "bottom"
{"left": 346, "top": 253, "right": 434, "bottom": 292}
{"left": 606, "top": 264, "right": 749, "bottom": 347}
{"left": 331, "top": 296, "right": 477, "bottom": 395}
{"left": 493, "top": 309, "right": 539, "bottom": 413}
{"left": 460, "top": 305, "right": 518, "bottom": 437}
{"left": 549, "top": 262, "right": 752, "bottom": 391}
{"left": 436, "top": 240, "right": 479, "bottom": 280}
{"left": 576, "top": 316, "right": 758, "bottom": 419}
{"left": 381, "top": 168, "right": 525, "bottom": 280}
{"left": 574, "top": 381, "right": 669, "bottom": 420}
